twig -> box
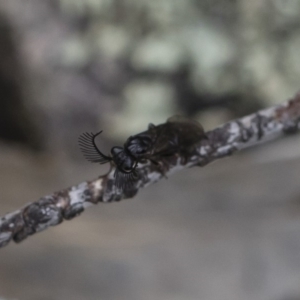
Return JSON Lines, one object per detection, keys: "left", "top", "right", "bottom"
{"left": 1, "top": 92, "right": 300, "bottom": 248}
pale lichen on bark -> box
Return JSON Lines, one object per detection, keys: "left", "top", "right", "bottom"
{"left": 1, "top": 92, "right": 300, "bottom": 248}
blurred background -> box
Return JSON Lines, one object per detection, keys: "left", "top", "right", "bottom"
{"left": 1, "top": 0, "right": 300, "bottom": 299}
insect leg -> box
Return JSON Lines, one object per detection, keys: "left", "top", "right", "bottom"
{"left": 149, "top": 158, "right": 169, "bottom": 179}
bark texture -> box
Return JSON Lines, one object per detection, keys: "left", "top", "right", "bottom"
{"left": 1, "top": 92, "right": 300, "bottom": 248}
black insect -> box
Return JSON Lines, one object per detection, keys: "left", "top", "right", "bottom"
{"left": 78, "top": 116, "right": 207, "bottom": 190}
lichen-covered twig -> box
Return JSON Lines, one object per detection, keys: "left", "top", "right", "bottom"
{"left": 1, "top": 92, "right": 300, "bottom": 248}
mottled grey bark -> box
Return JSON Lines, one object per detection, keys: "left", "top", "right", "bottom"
{"left": 1, "top": 92, "right": 300, "bottom": 248}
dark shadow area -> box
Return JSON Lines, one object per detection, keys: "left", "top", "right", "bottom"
{"left": 0, "top": 14, "right": 43, "bottom": 151}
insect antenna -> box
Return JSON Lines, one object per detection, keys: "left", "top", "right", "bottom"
{"left": 78, "top": 131, "right": 112, "bottom": 164}
{"left": 114, "top": 169, "right": 139, "bottom": 190}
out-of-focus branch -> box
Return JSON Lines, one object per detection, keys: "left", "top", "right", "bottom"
{"left": 1, "top": 92, "right": 300, "bottom": 248}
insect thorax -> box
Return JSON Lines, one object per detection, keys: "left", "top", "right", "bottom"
{"left": 125, "top": 135, "right": 153, "bottom": 157}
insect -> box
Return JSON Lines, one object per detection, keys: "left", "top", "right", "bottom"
{"left": 78, "top": 116, "right": 207, "bottom": 190}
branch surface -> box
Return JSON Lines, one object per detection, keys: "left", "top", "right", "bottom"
{"left": 1, "top": 92, "right": 300, "bottom": 248}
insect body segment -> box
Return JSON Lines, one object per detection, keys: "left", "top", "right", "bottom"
{"left": 79, "top": 116, "right": 207, "bottom": 191}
